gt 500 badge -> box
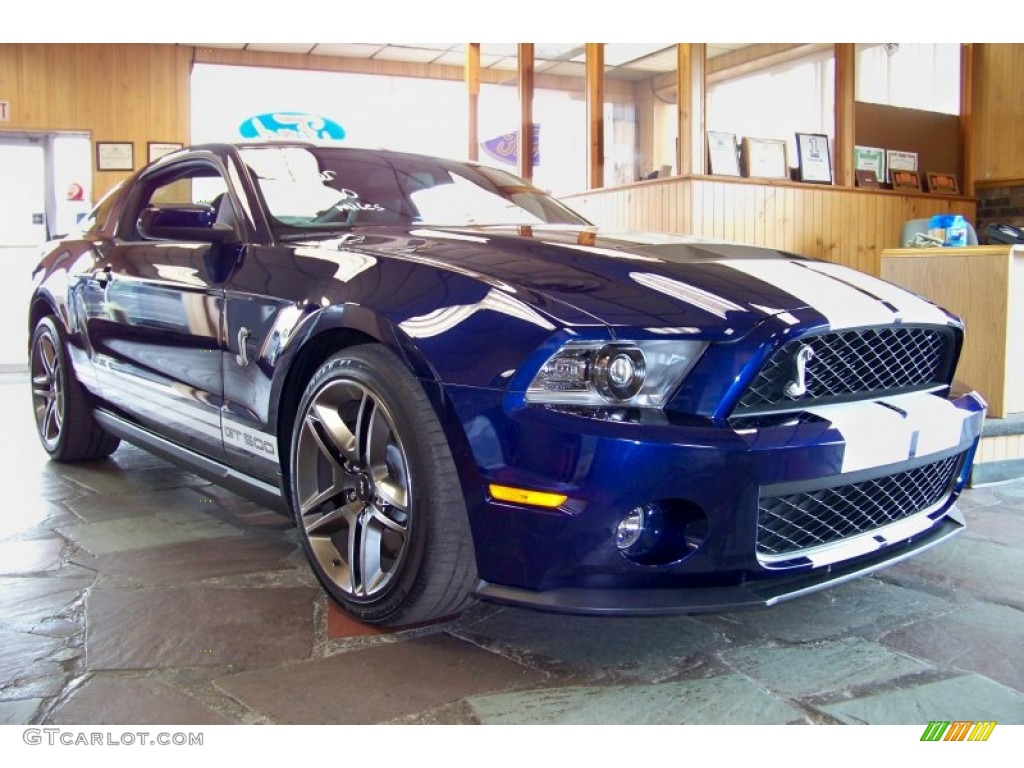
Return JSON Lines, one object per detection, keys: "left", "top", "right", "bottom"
{"left": 223, "top": 422, "right": 277, "bottom": 460}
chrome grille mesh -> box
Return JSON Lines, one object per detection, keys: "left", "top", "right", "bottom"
{"left": 757, "top": 454, "right": 962, "bottom": 557}
{"left": 736, "top": 326, "right": 953, "bottom": 413}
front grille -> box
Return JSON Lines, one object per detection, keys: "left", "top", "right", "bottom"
{"left": 735, "top": 326, "right": 954, "bottom": 414}
{"left": 757, "top": 453, "right": 963, "bottom": 557}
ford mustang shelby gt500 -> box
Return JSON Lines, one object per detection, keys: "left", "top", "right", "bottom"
{"left": 28, "top": 142, "right": 985, "bottom": 625}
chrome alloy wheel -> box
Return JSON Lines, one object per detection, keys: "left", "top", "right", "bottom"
{"left": 31, "top": 330, "right": 64, "bottom": 451}
{"left": 294, "top": 380, "right": 413, "bottom": 600}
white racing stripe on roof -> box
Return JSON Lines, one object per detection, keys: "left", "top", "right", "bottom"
{"left": 799, "top": 260, "right": 952, "bottom": 326}
{"left": 807, "top": 393, "right": 972, "bottom": 473}
{"left": 722, "top": 260, "right": 894, "bottom": 330}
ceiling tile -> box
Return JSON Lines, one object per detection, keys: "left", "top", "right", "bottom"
{"left": 187, "top": 43, "right": 246, "bottom": 50}
{"left": 604, "top": 43, "right": 675, "bottom": 67}
{"left": 244, "top": 43, "right": 317, "bottom": 55}
{"left": 480, "top": 43, "right": 518, "bottom": 57}
{"left": 395, "top": 43, "right": 460, "bottom": 51}
{"left": 541, "top": 61, "right": 587, "bottom": 78}
{"left": 372, "top": 46, "right": 447, "bottom": 63}
{"left": 535, "top": 43, "right": 582, "bottom": 61}
{"left": 310, "top": 43, "right": 387, "bottom": 58}
{"left": 707, "top": 43, "right": 754, "bottom": 59}
{"left": 433, "top": 51, "right": 503, "bottom": 68}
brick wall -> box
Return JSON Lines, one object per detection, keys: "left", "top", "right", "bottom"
{"left": 976, "top": 184, "right": 1024, "bottom": 238}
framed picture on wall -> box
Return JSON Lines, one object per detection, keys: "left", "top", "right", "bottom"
{"left": 854, "top": 146, "right": 886, "bottom": 185}
{"left": 891, "top": 169, "right": 922, "bottom": 191}
{"left": 795, "top": 133, "right": 832, "bottom": 183}
{"left": 707, "top": 131, "right": 740, "bottom": 177}
{"left": 95, "top": 142, "right": 134, "bottom": 171}
{"left": 926, "top": 172, "right": 960, "bottom": 195}
{"left": 741, "top": 137, "right": 789, "bottom": 180}
{"left": 886, "top": 149, "right": 918, "bottom": 184}
{"left": 856, "top": 169, "right": 881, "bottom": 188}
{"left": 148, "top": 142, "right": 183, "bottom": 163}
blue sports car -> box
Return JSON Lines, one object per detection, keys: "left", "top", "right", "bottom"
{"left": 28, "top": 142, "right": 986, "bottom": 625}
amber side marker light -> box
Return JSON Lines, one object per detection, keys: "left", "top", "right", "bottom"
{"left": 489, "top": 484, "right": 568, "bottom": 508}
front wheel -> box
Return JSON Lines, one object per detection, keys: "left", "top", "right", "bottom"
{"left": 289, "top": 344, "right": 477, "bottom": 625}
{"left": 30, "top": 316, "right": 120, "bottom": 462}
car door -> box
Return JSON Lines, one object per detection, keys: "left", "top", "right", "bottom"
{"left": 79, "top": 156, "right": 240, "bottom": 460}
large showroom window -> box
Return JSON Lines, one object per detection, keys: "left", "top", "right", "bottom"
{"left": 190, "top": 64, "right": 467, "bottom": 159}
{"left": 532, "top": 44, "right": 588, "bottom": 197}
{"left": 603, "top": 44, "right": 679, "bottom": 183}
{"left": 477, "top": 45, "right": 521, "bottom": 182}
{"left": 706, "top": 46, "right": 836, "bottom": 166}
{"left": 856, "top": 43, "right": 961, "bottom": 115}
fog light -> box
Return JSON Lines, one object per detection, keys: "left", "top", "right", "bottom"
{"left": 615, "top": 507, "right": 647, "bottom": 550}
{"left": 615, "top": 501, "right": 708, "bottom": 566}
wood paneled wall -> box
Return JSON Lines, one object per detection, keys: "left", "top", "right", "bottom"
{"left": 565, "top": 176, "right": 975, "bottom": 276}
{"left": 0, "top": 44, "right": 191, "bottom": 198}
{"left": 973, "top": 44, "right": 1024, "bottom": 184}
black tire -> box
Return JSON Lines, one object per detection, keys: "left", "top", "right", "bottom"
{"left": 30, "top": 316, "right": 120, "bottom": 462}
{"left": 289, "top": 344, "right": 477, "bottom": 625}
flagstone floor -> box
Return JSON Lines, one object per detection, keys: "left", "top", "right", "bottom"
{"left": 1, "top": 372, "right": 1022, "bottom": 726}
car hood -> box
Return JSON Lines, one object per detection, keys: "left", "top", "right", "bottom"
{"left": 312, "top": 225, "right": 948, "bottom": 339}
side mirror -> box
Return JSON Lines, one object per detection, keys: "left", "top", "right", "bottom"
{"left": 137, "top": 205, "right": 233, "bottom": 243}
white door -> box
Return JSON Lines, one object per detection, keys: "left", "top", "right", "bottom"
{"left": 0, "top": 141, "right": 47, "bottom": 246}
{"left": 0, "top": 139, "right": 49, "bottom": 368}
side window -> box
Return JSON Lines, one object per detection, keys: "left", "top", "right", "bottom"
{"left": 145, "top": 172, "right": 228, "bottom": 208}
{"left": 127, "top": 162, "right": 231, "bottom": 239}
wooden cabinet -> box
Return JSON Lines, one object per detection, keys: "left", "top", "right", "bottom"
{"left": 881, "top": 245, "right": 1024, "bottom": 417}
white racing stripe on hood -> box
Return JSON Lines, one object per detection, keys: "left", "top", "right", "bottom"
{"left": 807, "top": 393, "right": 973, "bottom": 473}
{"left": 799, "top": 260, "right": 952, "bottom": 326}
{"left": 722, "top": 260, "right": 895, "bottom": 330}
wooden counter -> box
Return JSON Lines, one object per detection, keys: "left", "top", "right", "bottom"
{"left": 566, "top": 175, "right": 975, "bottom": 278}
{"left": 880, "top": 245, "right": 1024, "bottom": 418}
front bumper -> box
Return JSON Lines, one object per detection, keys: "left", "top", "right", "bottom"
{"left": 475, "top": 512, "right": 963, "bottom": 615}
{"left": 446, "top": 385, "right": 986, "bottom": 614}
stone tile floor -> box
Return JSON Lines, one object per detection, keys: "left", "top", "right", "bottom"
{"left": 0, "top": 373, "right": 1022, "bottom": 726}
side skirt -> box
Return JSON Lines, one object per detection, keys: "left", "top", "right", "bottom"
{"left": 93, "top": 410, "right": 289, "bottom": 514}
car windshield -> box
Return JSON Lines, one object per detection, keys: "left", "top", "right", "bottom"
{"left": 238, "top": 145, "right": 590, "bottom": 232}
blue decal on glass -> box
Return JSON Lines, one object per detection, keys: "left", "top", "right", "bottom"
{"left": 239, "top": 113, "right": 346, "bottom": 141}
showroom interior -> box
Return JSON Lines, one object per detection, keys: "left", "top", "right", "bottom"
{"left": 0, "top": 39, "right": 1022, "bottom": 730}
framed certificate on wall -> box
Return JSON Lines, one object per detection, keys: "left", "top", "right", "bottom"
{"left": 854, "top": 146, "right": 886, "bottom": 185}
{"left": 741, "top": 137, "right": 789, "bottom": 180}
{"left": 95, "top": 142, "right": 134, "bottom": 171}
{"left": 707, "top": 131, "right": 740, "bottom": 177}
{"left": 886, "top": 150, "right": 918, "bottom": 184}
{"left": 795, "top": 133, "right": 832, "bottom": 183}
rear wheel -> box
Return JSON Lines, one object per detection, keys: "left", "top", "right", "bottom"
{"left": 289, "top": 344, "right": 477, "bottom": 625}
{"left": 30, "top": 316, "right": 120, "bottom": 462}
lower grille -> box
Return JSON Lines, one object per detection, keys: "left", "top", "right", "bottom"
{"left": 757, "top": 454, "right": 963, "bottom": 558}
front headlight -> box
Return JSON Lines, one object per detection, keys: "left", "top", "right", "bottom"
{"left": 525, "top": 340, "right": 706, "bottom": 408}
